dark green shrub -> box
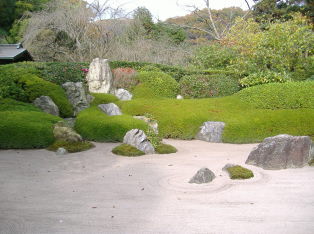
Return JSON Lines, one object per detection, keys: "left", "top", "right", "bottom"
{"left": 180, "top": 74, "right": 240, "bottom": 98}
{"left": 90, "top": 93, "right": 119, "bottom": 106}
{"left": 75, "top": 106, "right": 148, "bottom": 142}
{"left": 0, "top": 65, "right": 73, "bottom": 117}
{"left": 0, "top": 111, "right": 61, "bottom": 149}
{"left": 239, "top": 71, "right": 291, "bottom": 88}
{"left": 139, "top": 65, "right": 162, "bottom": 72}
{"left": 236, "top": 81, "right": 314, "bottom": 109}
{"left": 47, "top": 140, "right": 94, "bottom": 153}
{"left": 227, "top": 165, "right": 254, "bottom": 179}
{"left": 134, "top": 71, "right": 179, "bottom": 98}
{"left": 112, "top": 144, "right": 145, "bottom": 156}
{"left": 155, "top": 143, "right": 177, "bottom": 154}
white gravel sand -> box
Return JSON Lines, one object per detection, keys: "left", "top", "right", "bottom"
{"left": 0, "top": 139, "right": 313, "bottom": 234}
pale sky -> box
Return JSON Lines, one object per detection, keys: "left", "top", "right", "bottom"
{"left": 89, "top": 0, "right": 255, "bottom": 20}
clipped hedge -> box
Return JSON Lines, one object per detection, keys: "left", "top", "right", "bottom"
{"left": 180, "top": 74, "right": 240, "bottom": 99}
{"left": 133, "top": 71, "right": 179, "bottom": 99}
{"left": 75, "top": 106, "right": 148, "bottom": 142}
{"left": 236, "top": 81, "right": 314, "bottom": 109}
{"left": 0, "top": 65, "right": 73, "bottom": 117}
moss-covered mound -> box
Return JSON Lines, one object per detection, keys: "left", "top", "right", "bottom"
{"left": 0, "top": 65, "right": 73, "bottom": 117}
{"left": 112, "top": 144, "right": 145, "bottom": 156}
{"left": 90, "top": 93, "right": 119, "bottom": 106}
{"left": 309, "top": 159, "right": 314, "bottom": 166}
{"left": 75, "top": 106, "right": 148, "bottom": 142}
{"left": 47, "top": 140, "right": 94, "bottom": 153}
{"left": 155, "top": 143, "right": 177, "bottom": 154}
{"left": 227, "top": 165, "right": 254, "bottom": 179}
{"left": 236, "top": 81, "right": 314, "bottom": 109}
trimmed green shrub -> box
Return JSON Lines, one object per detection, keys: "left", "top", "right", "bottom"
{"left": 0, "top": 111, "right": 61, "bottom": 149}
{"left": 227, "top": 165, "right": 254, "bottom": 179}
{"left": 139, "top": 65, "right": 162, "bottom": 72}
{"left": 180, "top": 74, "right": 240, "bottom": 98}
{"left": 134, "top": 71, "right": 179, "bottom": 98}
{"left": 239, "top": 71, "right": 291, "bottom": 87}
{"left": 90, "top": 93, "right": 119, "bottom": 106}
{"left": 236, "top": 81, "right": 314, "bottom": 109}
{"left": 0, "top": 65, "right": 73, "bottom": 117}
{"left": 75, "top": 106, "right": 148, "bottom": 142}
{"left": 112, "top": 144, "right": 145, "bottom": 156}
{"left": 155, "top": 143, "right": 177, "bottom": 154}
{"left": 47, "top": 140, "right": 94, "bottom": 153}
{"left": 132, "top": 84, "right": 160, "bottom": 99}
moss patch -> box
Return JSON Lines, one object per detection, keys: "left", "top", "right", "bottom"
{"left": 90, "top": 93, "right": 119, "bottom": 106}
{"left": 155, "top": 143, "right": 177, "bottom": 154}
{"left": 227, "top": 165, "right": 254, "bottom": 179}
{"left": 112, "top": 144, "right": 145, "bottom": 156}
{"left": 47, "top": 140, "right": 94, "bottom": 153}
{"left": 309, "top": 159, "right": 314, "bottom": 166}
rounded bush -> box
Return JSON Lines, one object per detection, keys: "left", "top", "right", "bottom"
{"left": 239, "top": 71, "right": 290, "bottom": 88}
{"left": 75, "top": 106, "right": 148, "bottom": 142}
{"left": 179, "top": 74, "right": 239, "bottom": 98}
{"left": 112, "top": 144, "right": 145, "bottom": 156}
{"left": 134, "top": 71, "right": 179, "bottom": 98}
{"left": 236, "top": 81, "right": 314, "bottom": 109}
{"left": 90, "top": 93, "right": 119, "bottom": 106}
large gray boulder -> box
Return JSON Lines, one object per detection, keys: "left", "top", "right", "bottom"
{"left": 86, "top": 58, "right": 113, "bottom": 93}
{"left": 33, "top": 96, "right": 59, "bottom": 116}
{"left": 246, "top": 134, "right": 314, "bottom": 170}
{"left": 98, "top": 103, "right": 122, "bottom": 116}
{"left": 189, "top": 168, "right": 215, "bottom": 184}
{"left": 195, "top": 121, "right": 225, "bottom": 143}
{"left": 133, "top": 116, "right": 158, "bottom": 134}
{"left": 114, "top": 88, "right": 132, "bottom": 101}
{"left": 123, "top": 129, "right": 155, "bottom": 154}
{"left": 62, "top": 82, "right": 89, "bottom": 116}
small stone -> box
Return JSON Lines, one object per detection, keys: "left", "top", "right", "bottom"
{"left": 114, "top": 88, "right": 133, "bottom": 101}
{"left": 33, "top": 96, "right": 59, "bottom": 116}
{"left": 189, "top": 168, "right": 215, "bottom": 184}
{"left": 222, "top": 163, "right": 237, "bottom": 171}
{"left": 56, "top": 148, "right": 68, "bottom": 155}
{"left": 98, "top": 103, "right": 122, "bottom": 116}
{"left": 177, "top": 95, "right": 183, "bottom": 100}
{"left": 196, "top": 121, "right": 225, "bottom": 143}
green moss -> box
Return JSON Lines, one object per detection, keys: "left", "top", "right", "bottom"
{"left": 119, "top": 96, "right": 314, "bottom": 143}
{"left": 309, "top": 159, "right": 314, "bottom": 166}
{"left": 112, "top": 144, "right": 145, "bottom": 156}
{"left": 0, "top": 111, "right": 61, "bottom": 149}
{"left": 236, "top": 81, "right": 314, "bottom": 109}
{"left": 155, "top": 143, "right": 177, "bottom": 154}
{"left": 90, "top": 93, "right": 119, "bottom": 106}
{"left": 75, "top": 106, "right": 148, "bottom": 142}
{"left": 47, "top": 140, "right": 94, "bottom": 153}
{"left": 0, "top": 98, "right": 41, "bottom": 112}
{"left": 227, "top": 165, "right": 254, "bottom": 179}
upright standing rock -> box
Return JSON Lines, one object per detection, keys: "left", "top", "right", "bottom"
{"left": 86, "top": 58, "right": 113, "bottom": 93}
{"left": 196, "top": 121, "right": 225, "bottom": 143}
{"left": 246, "top": 134, "right": 313, "bottom": 170}
{"left": 33, "top": 96, "right": 59, "bottom": 116}
{"left": 123, "top": 129, "right": 155, "bottom": 154}
{"left": 114, "top": 88, "right": 133, "bottom": 101}
{"left": 62, "top": 82, "right": 89, "bottom": 116}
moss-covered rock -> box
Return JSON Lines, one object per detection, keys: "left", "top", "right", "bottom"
{"left": 226, "top": 165, "right": 254, "bottom": 179}
{"left": 112, "top": 144, "right": 145, "bottom": 156}
{"left": 47, "top": 140, "right": 94, "bottom": 153}
{"left": 155, "top": 143, "right": 177, "bottom": 154}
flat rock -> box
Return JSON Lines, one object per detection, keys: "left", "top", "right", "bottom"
{"left": 196, "top": 121, "right": 225, "bottom": 143}
{"left": 246, "top": 134, "right": 313, "bottom": 170}
{"left": 33, "top": 96, "right": 59, "bottom": 116}
{"left": 98, "top": 103, "right": 122, "bottom": 116}
{"left": 86, "top": 58, "right": 113, "bottom": 93}
{"left": 62, "top": 82, "right": 89, "bottom": 116}
{"left": 123, "top": 129, "right": 155, "bottom": 154}
{"left": 189, "top": 168, "right": 215, "bottom": 184}
{"left": 115, "top": 89, "right": 132, "bottom": 101}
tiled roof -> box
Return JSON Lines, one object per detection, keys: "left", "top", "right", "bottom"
{"left": 0, "top": 44, "right": 28, "bottom": 60}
